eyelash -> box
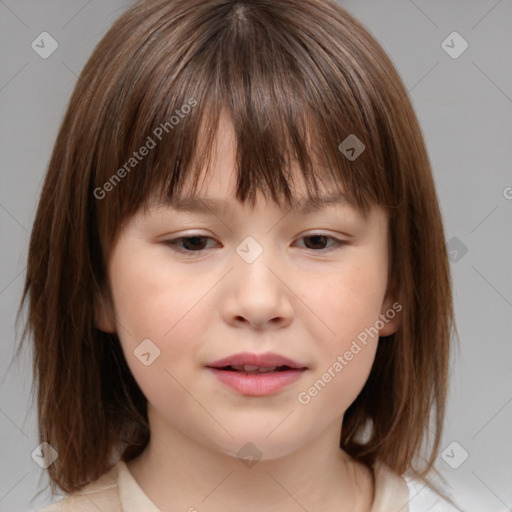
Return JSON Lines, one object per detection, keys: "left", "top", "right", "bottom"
{"left": 164, "top": 233, "right": 346, "bottom": 257}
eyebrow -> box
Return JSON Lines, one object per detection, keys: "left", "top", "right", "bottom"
{"left": 152, "top": 193, "right": 355, "bottom": 216}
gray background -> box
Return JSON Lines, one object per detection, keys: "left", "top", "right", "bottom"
{"left": 1, "top": 1, "right": 511, "bottom": 511}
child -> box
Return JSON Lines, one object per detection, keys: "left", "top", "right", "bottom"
{"left": 17, "top": 0, "right": 464, "bottom": 510}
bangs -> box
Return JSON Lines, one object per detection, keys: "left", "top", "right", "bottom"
{"left": 86, "top": 0, "right": 407, "bottom": 256}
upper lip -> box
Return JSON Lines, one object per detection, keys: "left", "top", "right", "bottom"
{"left": 206, "top": 352, "right": 307, "bottom": 369}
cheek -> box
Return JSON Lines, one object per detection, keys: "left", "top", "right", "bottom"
{"left": 298, "top": 295, "right": 380, "bottom": 418}
{"left": 296, "top": 258, "right": 386, "bottom": 410}
{"left": 309, "top": 259, "right": 388, "bottom": 349}
{"left": 298, "top": 346, "right": 378, "bottom": 421}
{"left": 107, "top": 256, "right": 202, "bottom": 411}
{"left": 107, "top": 244, "right": 195, "bottom": 361}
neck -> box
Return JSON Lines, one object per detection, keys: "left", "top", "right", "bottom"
{"left": 126, "top": 404, "right": 374, "bottom": 512}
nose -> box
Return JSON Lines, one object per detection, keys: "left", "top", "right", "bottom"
{"left": 220, "top": 243, "right": 294, "bottom": 330}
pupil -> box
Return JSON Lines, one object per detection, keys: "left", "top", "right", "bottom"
{"left": 305, "top": 235, "right": 327, "bottom": 249}
{"left": 184, "top": 236, "right": 206, "bottom": 250}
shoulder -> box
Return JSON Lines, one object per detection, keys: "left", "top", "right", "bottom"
{"left": 33, "top": 462, "right": 121, "bottom": 512}
{"left": 404, "top": 474, "right": 461, "bottom": 512}
{"left": 371, "top": 462, "right": 462, "bottom": 512}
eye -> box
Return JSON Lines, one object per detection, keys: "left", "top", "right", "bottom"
{"left": 294, "top": 234, "right": 346, "bottom": 252}
{"left": 164, "top": 235, "right": 218, "bottom": 255}
{"left": 163, "top": 233, "right": 346, "bottom": 256}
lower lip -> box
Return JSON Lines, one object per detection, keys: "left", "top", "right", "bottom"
{"left": 206, "top": 368, "right": 306, "bottom": 396}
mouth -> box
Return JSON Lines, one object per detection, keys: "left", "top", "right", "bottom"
{"left": 205, "top": 353, "right": 308, "bottom": 396}
{"left": 214, "top": 364, "right": 299, "bottom": 374}
{"left": 206, "top": 351, "right": 308, "bottom": 371}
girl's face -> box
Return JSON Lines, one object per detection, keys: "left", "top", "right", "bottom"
{"left": 96, "top": 114, "right": 400, "bottom": 461}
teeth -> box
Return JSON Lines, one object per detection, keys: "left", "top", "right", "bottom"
{"left": 254, "top": 365, "right": 277, "bottom": 373}
{"left": 230, "top": 364, "right": 278, "bottom": 373}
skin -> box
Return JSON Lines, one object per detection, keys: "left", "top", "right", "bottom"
{"left": 95, "top": 113, "right": 402, "bottom": 512}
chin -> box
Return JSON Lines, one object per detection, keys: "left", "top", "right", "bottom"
{"left": 205, "top": 429, "right": 305, "bottom": 463}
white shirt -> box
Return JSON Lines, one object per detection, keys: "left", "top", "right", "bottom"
{"left": 405, "top": 474, "right": 461, "bottom": 512}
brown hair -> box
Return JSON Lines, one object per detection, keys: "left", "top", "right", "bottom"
{"left": 16, "top": 0, "right": 460, "bottom": 507}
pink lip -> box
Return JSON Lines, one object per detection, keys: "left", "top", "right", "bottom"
{"left": 206, "top": 367, "right": 306, "bottom": 396}
{"left": 206, "top": 351, "right": 307, "bottom": 369}
{"left": 205, "top": 352, "right": 308, "bottom": 397}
